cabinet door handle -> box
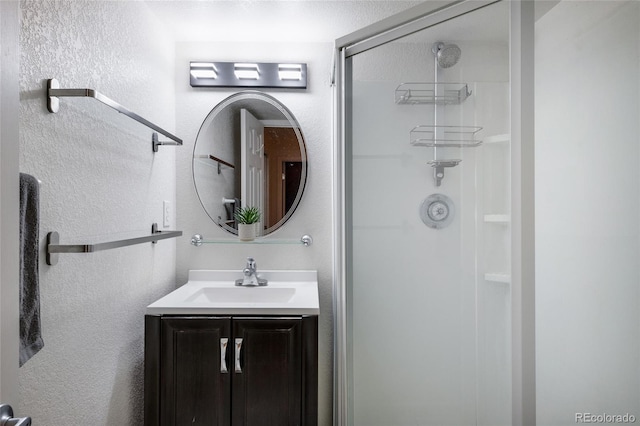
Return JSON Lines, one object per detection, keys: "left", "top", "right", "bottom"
{"left": 220, "top": 338, "right": 229, "bottom": 373}
{"left": 235, "top": 338, "right": 243, "bottom": 373}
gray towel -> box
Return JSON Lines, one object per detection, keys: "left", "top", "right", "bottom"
{"left": 19, "top": 173, "right": 43, "bottom": 366}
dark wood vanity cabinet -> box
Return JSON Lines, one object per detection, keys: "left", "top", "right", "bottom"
{"left": 144, "top": 315, "right": 318, "bottom": 426}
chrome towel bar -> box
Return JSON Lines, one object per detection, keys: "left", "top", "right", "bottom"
{"left": 46, "top": 223, "right": 182, "bottom": 266}
{"left": 46, "top": 78, "right": 182, "bottom": 152}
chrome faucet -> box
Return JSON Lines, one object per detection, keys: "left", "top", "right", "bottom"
{"left": 236, "top": 257, "right": 268, "bottom": 286}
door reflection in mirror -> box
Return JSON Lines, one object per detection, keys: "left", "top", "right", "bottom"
{"left": 193, "top": 91, "right": 307, "bottom": 237}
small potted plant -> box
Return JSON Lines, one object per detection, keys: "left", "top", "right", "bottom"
{"left": 235, "top": 206, "right": 261, "bottom": 241}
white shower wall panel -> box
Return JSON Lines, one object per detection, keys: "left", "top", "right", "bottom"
{"left": 349, "top": 35, "right": 509, "bottom": 424}
{"left": 351, "top": 80, "right": 478, "bottom": 426}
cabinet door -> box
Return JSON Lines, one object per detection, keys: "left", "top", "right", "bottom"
{"left": 232, "top": 317, "right": 302, "bottom": 426}
{"left": 161, "top": 317, "right": 231, "bottom": 426}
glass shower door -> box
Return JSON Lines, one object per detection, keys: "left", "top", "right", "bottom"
{"left": 342, "top": 1, "right": 511, "bottom": 425}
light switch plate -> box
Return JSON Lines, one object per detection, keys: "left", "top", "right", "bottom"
{"left": 163, "top": 201, "right": 171, "bottom": 228}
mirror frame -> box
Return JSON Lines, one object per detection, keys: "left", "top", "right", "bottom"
{"left": 192, "top": 91, "right": 308, "bottom": 236}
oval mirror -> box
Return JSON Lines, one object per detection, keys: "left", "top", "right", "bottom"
{"left": 193, "top": 91, "right": 307, "bottom": 237}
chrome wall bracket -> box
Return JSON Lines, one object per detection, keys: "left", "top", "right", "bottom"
{"left": 46, "top": 78, "right": 60, "bottom": 113}
{"left": 152, "top": 132, "right": 182, "bottom": 152}
{"left": 191, "top": 234, "right": 203, "bottom": 247}
{"left": 428, "top": 159, "right": 461, "bottom": 186}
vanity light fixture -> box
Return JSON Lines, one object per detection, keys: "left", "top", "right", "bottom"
{"left": 190, "top": 61, "right": 307, "bottom": 89}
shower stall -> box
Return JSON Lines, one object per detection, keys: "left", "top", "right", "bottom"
{"left": 335, "top": 0, "right": 640, "bottom": 425}
{"left": 334, "top": 1, "right": 530, "bottom": 424}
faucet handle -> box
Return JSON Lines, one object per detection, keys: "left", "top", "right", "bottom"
{"left": 243, "top": 257, "right": 257, "bottom": 277}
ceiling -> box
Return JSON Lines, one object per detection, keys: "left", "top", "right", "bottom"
{"left": 145, "top": 1, "right": 424, "bottom": 43}
{"left": 144, "top": 0, "right": 509, "bottom": 45}
{"left": 399, "top": 1, "right": 509, "bottom": 45}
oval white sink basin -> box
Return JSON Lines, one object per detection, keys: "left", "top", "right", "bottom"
{"left": 146, "top": 270, "right": 319, "bottom": 315}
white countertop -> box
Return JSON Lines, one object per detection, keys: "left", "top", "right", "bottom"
{"left": 146, "top": 270, "right": 319, "bottom": 315}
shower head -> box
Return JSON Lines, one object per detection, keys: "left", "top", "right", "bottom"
{"left": 432, "top": 42, "right": 461, "bottom": 69}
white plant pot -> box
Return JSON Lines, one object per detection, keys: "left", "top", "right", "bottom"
{"left": 238, "top": 223, "right": 257, "bottom": 241}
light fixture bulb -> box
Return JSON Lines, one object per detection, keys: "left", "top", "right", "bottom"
{"left": 234, "top": 63, "right": 260, "bottom": 80}
{"left": 190, "top": 62, "right": 217, "bottom": 79}
{"left": 278, "top": 64, "right": 303, "bottom": 81}
{"left": 190, "top": 69, "right": 217, "bottom": 79}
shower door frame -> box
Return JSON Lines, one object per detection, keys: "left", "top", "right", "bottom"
{"left": 332, "top": 1, "right": 536, "bottom": 425}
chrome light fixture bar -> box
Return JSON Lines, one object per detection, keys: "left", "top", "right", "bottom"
{"left": 190, "top": 61, "right": 307, "bottom": 89}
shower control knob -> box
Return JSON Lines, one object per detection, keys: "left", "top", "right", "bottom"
{"left": 428, "top": 201, "right": 449, "bottom": 221}
{"left": 420, "top": 193, "right": 455, "bottom": 230}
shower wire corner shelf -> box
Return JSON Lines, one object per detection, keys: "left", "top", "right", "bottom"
{"left": 411, "top": 125, "right": 483, "bottom": 147}
{"left": 428, "top": 159, "right": 461, "bottom": 168}
{"left": 395, "top": 82, "right": 472, "bottom": 105}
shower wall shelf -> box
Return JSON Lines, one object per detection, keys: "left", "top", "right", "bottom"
{"left": 46, "top": 78, "right": 183, "bottom": 152}
{"left": 46, "top": 223, "right": 182, "bottom": 266}
{"left": 484, "top": 214, "right": 510, "bottom": 224}
{"left": 397, "top": 79, "right": 480, "bottom": 185}
{"left": 480, "top": 130, "right": 511, "bottom": 290}
{"left": 484, "top": 273, "right": 511, "bottom": 284}
{"left": 395, "top": 82, "right": 471, "bottom": 105}
{"left": 190, "top": 234, "right": 313, "bottom": 247}
{"left": 483, "top": 133, "right": 510, "bottom": 144}
{"left": 410, "top": 125, "right": 483, "bottom": 147}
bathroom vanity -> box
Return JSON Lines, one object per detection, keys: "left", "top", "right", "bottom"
{"left": 143, "top": 270, "right": 319, "bottom": 426}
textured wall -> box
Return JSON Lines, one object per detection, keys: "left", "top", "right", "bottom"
{"left": 18, "top": 1, "right": 176, "bottom": 424}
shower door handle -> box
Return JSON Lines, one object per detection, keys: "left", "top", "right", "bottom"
{"left": 220, "top": 338, "right": 229, "bottom": 373}
{"left": 0, "top": 404, "right": 31, "bottom": 426}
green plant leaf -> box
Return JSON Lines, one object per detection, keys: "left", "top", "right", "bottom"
{"left": 234, "top": 206, "right": 261, "bottom": 224}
